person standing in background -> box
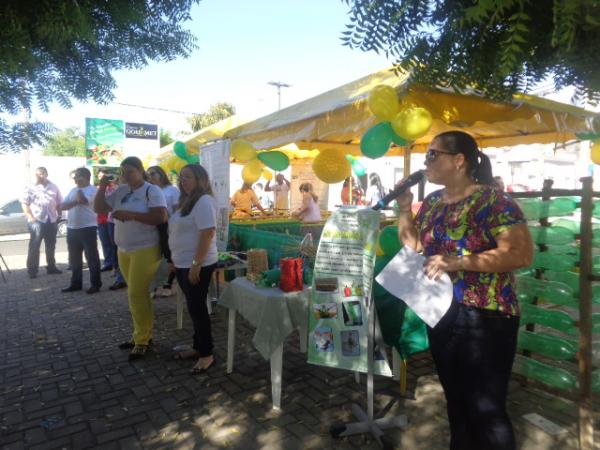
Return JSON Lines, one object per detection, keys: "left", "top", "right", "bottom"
{"left": 265, "top": 173, "right": 290, "bottom": 211}
{"left": 20, "top": 167, "right": 63, "bottom": 278}
{"left": 147, "top": 165, "right": 179, "bottom": 297}
{"left": 366, "top": 173, "right": 385, "bottom": 207}
{"left": 230, "top": 183, "right": 265, "bottom": 218}
{"left": 292, "top": 182, "right": 322, "bottom": 222}
{"left": 61, "top": 168, "right": 102, "bottom": 294}
{"left": 97, "top": 168, "right": 114, "bottom": 272}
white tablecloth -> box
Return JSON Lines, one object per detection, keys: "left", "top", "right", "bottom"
{"left": 218, "top": 277, "right": 310, "bottom": 359}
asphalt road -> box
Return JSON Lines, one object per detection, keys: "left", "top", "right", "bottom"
{"left": 0, "top": 235, "right": 67, "bottom": 256}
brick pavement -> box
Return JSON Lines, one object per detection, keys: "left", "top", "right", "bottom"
{"left": 0, "top": 246, "right": 598, "bottom": 449}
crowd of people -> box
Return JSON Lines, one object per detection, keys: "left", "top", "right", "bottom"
{"left": 20, "top": 131, "right": 530, "bottom": 447}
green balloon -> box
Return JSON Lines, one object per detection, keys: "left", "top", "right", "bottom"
{"left": 360, "top": 122, "right": 394, "bottom": 159}
{"left": 379, "top": 225, "right": 402, "bottom": 256}
{"left": 390, "top": 129, "right": 408, "bottom": 146}
{"left": 576, "top": 132, "right": 600, "bottom": 141}
{"left": 186, "top": 154, "right": 199, "bottom": 164}
{"left": 257, "top": 151, "right": 289, "bottom": 171}
{"left": 513, "top": 354, "right": 577, "bottom": 391}
{"left": 173, "top": 141, "right": 187, "bottom": 159}
{"left": 351, "top": 159, "right": 366, "bottom": 176}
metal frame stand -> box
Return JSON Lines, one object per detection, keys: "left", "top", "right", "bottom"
{"left": 0, "top": 252, "right": 10, "bottom": 283}
{"left": 330, "top": 297, "right": 408, "bottom": 449}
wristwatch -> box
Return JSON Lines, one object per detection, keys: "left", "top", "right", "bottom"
{"left": 191, "top": 259, "right": 201, "bottom": 267}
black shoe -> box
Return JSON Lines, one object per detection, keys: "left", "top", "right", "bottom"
{"left": 109, "top": 281, "right": 127, "bottom": 290}
{"left": 47, "top": 267, "right": 62, "bottom": 275}
{"left": 119, "top": 339, "right": 152, "bottom": 350}
{"left": 100, "top": 266, "right": 113, "bottom": 272}
{"left": 86, "top": 286, "right": 100, "bottom": 294}
{"left": 128, "top": 344, "right": 149, "bottom": 361}
{"left": 61, "top": 286, "right": 82, "bottom": 293}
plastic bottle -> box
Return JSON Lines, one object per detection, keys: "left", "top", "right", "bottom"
{"left": 520, "top": 303, "right": 577, "bottom": 335}
{"left": 516, "top": 275, "right": 576, "bottom": 308}
{"left": 531, "top": 251, "right": 577, "bottom": 272}
{"left": 544, "top": 270, "right": 579, "bottom": 297}
{"left": 528, "top": 226, "right": 575, "bottom": 245}
{"left": 546, "top": 197, "right": 577, "bottom": 217}
{"left": 512, "top": 355, "right": 577, "bottom": 391}
{"left": 517, "top": 330, "right": 577, "bottom": 360}
{"left": 551, "top": 219, "right": 580, "bottom": 234}
{"left": 516, "top": 198, "right": 541, "bottom": 221}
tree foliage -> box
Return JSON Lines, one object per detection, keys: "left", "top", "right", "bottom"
{"left": 0, "top": 0, "right": 200, "bottom": 151}
{"left": 160, "top": 129, "right": 175, "bottom": 148}
{"left": 42, "top": 128, "right": 85, "bottom": 157}
{"left": 342, "top": 0, "right": 600, "bottom": 101}
{"left": 187, "top": 102, "right": 236, "bottom": 132}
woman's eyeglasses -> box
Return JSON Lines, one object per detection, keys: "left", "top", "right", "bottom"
{"left": 425, "top": 148, "right": 458, "bottom": 162}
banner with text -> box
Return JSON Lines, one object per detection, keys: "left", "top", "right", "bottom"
{"left": 307, "top": 207, "right": 392, "bottom": 376}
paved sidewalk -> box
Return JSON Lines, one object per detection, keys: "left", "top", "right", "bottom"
{"left": 0, "top": 248, "right": 597, "bottom": 449}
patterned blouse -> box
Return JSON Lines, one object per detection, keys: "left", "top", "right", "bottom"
{"left": 414, "top": 186, "right": 525, "bottom": 315}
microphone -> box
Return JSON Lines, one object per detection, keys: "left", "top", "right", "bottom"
{"left": 372, "top": 170, "right": 424, "bottom": 211}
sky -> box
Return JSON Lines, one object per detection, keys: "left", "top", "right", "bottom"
{"left": 30, "top": 0, "right": 392, "bottom": 137}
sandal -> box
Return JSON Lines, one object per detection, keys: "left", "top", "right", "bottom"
{"left": 119, "top": 339, "right": 152, "bottom": 350}
{"left": 174, "top": 350, "right": 200, "bottom": 360}
{"left": 190, "top": 355, "right": 215, "bottom": 375}
{"left": 128, "top": 344, "right": 149, "bottom": 361}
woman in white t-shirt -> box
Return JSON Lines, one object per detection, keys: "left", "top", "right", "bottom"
{"left": 147, "top": 165, "right": 180, "bottom": 297}
{"left": 94, "top": 156, "right": 168, "bottom": 361}
{"left": 168, "top": 164, "right": 218, "bottom": 374}
{"left": 292, "top": 182, "right": 322, "bottom": 222}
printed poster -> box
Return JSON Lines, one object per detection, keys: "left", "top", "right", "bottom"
{"left": 200, "top": 140, "right": 230, "bottom": 251}
{"left": 85, "top": 118, "right": 159, "bottom": 167}
{"left": 307, "top": 207, "right": 392, "bottom": 376}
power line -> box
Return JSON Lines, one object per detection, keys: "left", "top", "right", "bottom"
{"left": 114, "top": 102, "right": 203, "bottom": 116}
{"left": 267, "top": 81, "right": 291, "bottom": 110}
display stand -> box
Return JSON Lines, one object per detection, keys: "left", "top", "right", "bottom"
{"left": 330, "top": 297, "right": 408, "bottom": 449}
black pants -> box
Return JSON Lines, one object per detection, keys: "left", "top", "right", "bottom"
{"left": 428, "top": 301, "right": 519, "bottom": 450}
{"left": 67, "top": 226, "right": 102, "bottom": 289}
{"left": 26, "top": 220, "right": 58, "bottom": 275}
{"left": 175, "top": 264, "right": 217, "bottom": 357}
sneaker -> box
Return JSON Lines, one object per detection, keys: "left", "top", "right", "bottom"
{"left": 109, "top": 281, "right": 127, "bottom": 291}
{"left": 158, "top": 287, "right": 173, "bottom": 297}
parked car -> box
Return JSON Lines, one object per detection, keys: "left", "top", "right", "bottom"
{"left": 0, "top": 199, "right": 67, "bottom": 236}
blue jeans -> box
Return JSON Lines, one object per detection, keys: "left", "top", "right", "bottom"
{"left": 175, "top": 264, "right": 217, "bottom": 357}
{"left": 107, "top": 222, "right": 125, "bottom": 284}
{"left": 26, "top": 220, "right": 58, "bottom": 275}
{"left": 66, "top": 226, "right": 101, "bottom": 289}
{"left": 428, "top": 301, "right": 519, "bottom": 450}
{"left": 98, "top": 222, "right": 113, "bottom": 268}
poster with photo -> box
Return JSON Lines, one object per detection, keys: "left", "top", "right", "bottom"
{"left": 307, "top": 208, "right": 392, "bottom": 376}
{"left": 200, "top": 140, "right": 231, "bottom": 251}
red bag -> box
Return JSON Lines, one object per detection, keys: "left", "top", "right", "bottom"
{"left": 280, "top": 257, "right": 303, "bottom": 292}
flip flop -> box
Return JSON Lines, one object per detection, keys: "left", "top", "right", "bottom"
{"left": 174, "top": 350, "right": 200, "bottom": 360}
{"left": 190, "top": 356, "right": 215, "bottom": 375}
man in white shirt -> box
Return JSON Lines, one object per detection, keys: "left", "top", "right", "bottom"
{"left": 61, "top": 167, "right": 102, "bottom": 294}
{"left": 20, "top": 167, "right": 63, "bottom": 278}
{"left": 265, "top": 174, "right": 290, "bottom": 211}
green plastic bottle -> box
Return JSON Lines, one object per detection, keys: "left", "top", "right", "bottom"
{"left": 512, "top": 355, "right": 577, "bottom": 390}
{"left": 550, "top": 219, "right": 580, "bottom": 234}
{"left": 516, "top": 275, "right": 576, "bottom": 308}
{"left": 516, "top": 198, "right": 542, "bottom": 221}
{"left": 544, "top": 270, "right": 580, "bottom": 297}
{"left": 546, "top": 198, "right": 577, "bottom": 217}
{"left": 520, "top": 303, "right": 577, "bottom": 335}
{"left": 531, "top": 251, "right": 577, "bottom": 272}
{"left": 517, "top": 330, "right": 577, "bottom": 360}
{"left": 544, "top": 244, "right": 580, "bottom": 258}
{"left": 528, "top": 226, "right": 576, "bottom": 245}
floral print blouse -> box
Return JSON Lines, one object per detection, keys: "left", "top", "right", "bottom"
{"left": 414, "top": 186, "right": 525, "bottom": 316}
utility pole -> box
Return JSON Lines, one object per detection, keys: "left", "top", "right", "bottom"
{"left": 268, "top": 81, "right": 291, "bottom": 110}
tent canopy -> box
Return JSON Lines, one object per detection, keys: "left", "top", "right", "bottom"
{"left": 224, "top": 68, "right": 599, "bottom": 156}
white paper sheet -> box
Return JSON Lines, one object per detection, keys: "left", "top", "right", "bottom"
{"left": 375, "top": 246, "right": 453, "bottom": 328}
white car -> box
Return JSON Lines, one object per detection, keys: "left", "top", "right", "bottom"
{"left": 0, "top": 199, "right": 67, "bottom": 237}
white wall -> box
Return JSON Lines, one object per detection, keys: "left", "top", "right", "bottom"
{"left": 0, "top": 151, "right": 86, "bottom": 205}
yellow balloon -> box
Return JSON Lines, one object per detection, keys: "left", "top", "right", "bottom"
{"left": 591, "top": 141, "right": 600, "bottom": 164}
{"left": 231, "top": 139, "right": 257, "bottom": 162}
{"left": 173, "top": 157, "right": 188, "bottom": 174}
{"left": 262, "top": 168, "right": 273, "bottom": 181}
{"left": 242, "top": 158, "right": 264, "bottom": 184}
{"left": 312, "top": 149, "right": 351, "bottom": 184}
{"left": 368, "top": 85, "right": 400, "bottom": 122}
{"left": 391, "top": 107, "right": 433, "bottom": 141}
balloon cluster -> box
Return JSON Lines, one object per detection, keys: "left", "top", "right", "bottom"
{"left": 159, "top": 141, "right": 199, "bottom": 175}
{"left": 361, "top": 85, "right": 433, "bottom": 159}
{"left": 231, "top": 139, "right": 290, "bottom": 184}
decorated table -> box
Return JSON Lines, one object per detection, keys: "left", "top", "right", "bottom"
{"left": 218, "top": 277, "right": 310, "bottom": 409}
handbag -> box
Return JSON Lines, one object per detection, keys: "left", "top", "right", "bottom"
{"left": 146, "top": 186, "right": 172, "bottom": 262}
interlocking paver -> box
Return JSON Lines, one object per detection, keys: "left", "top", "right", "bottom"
{"left": 1, "top": 246, "right": 599, "bottom": 449}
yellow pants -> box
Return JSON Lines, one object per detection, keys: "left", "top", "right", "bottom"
{"left": 118, "top": 246, "right": 162, "bottom": 345}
